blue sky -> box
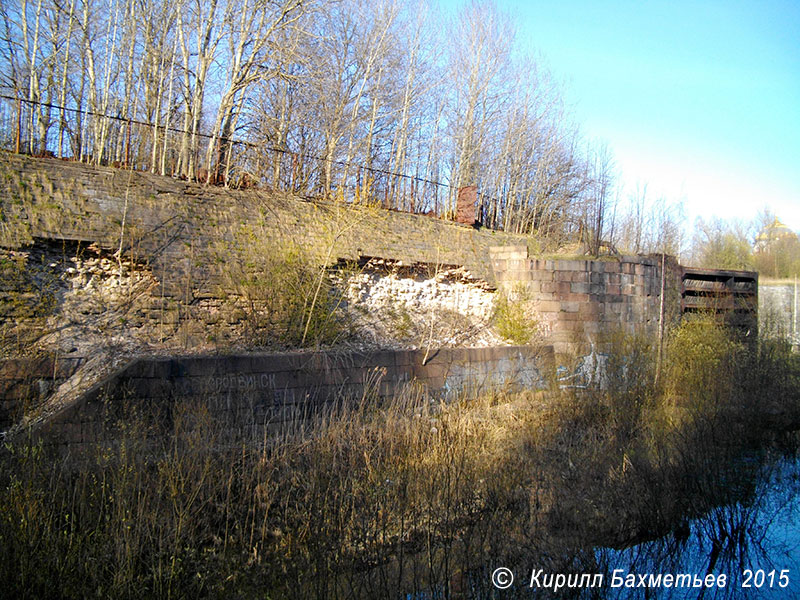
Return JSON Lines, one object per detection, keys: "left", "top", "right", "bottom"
{"left": 442, "top": 0, "right": 800, "bottom": 232}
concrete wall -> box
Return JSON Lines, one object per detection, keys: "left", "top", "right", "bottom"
{"left": 33, "top": 345, "right": 553, "bottom": 449}
{"left": 760, "top": 280, "right": 800, "bottom": 348}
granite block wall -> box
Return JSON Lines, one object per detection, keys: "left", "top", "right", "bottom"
{"left": 0, "top": 154, "right": 530, "bottom": 296}
{"left": 0, "top": 355, "right": 86, "bottom": 429}
{"left": 32, "top": 345, "right": 553, "bottom": 450}
{"left": 490, "top": 246, "right": 682, "bottom": 355}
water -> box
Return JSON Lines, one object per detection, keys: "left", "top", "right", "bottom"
{"left": 593, "top": 452, "right": 800, "bottom": 599}
{"left": 389, "top": 445, "right": 800, "bottom": 599}
{"left": 456, "top": 448, "right": 800, "bottom": 599}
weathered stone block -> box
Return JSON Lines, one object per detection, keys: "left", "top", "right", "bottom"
{"left": 492, "top": 258, "right": 508, "bottom": 271}
{"left": 505, "top": 259, "right": 528, "bottom": 271}
{"left": 603, "top": 262, "right": 620, "bottom": 273}
{"left": 570, "top": 271, "right": 592, "bottom": 283}
{"left": 566, "top": 293, "right": 590, "bottom": 303}
{"left": 553, "top": 319, "right": 583, "bottom": 332}
{"left": 541, "top": 282, "right": 557, "bottom": 294}
{"left": 489, "top": 245, "right": 527, "bottom": 260}
{"left": 558, "top": 260, "right": 585, "bottom": 271}
{"left": 508, "top": 270, "right": 532, "bottom": 282}
{"left": 536, "top": 300, "right": 561, "bottom": 312}
{"left": 571, "top": 282, "right": 591, "bottom": 294}
{"left": 583, "top": 321, "right": 601, "bottom": 334}
{"left": 579, "top": 302, "right": 599, "bottom": 316}
{"left": 562, "top": 301, "right": 580, "bottom": 313}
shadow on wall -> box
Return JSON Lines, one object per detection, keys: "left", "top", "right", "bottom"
{"left": 23, "top": 345, "right": 555, "bottom": 449}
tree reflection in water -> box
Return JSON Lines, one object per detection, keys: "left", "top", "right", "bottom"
{"left": 594, "top": 452, "right": 800, "bottom": 600}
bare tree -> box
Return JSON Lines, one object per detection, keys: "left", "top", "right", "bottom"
{"left": 202, "top": 0, "right": 307, "bottom": 184}
{"left": 582, "top": 143, "right": 615, "bottom": 255}
{"left": 691, "top": 217, "right": 754, "bottom": 270}
{"left": 175, "top": 0, "right": 222, "bottom": 178}
{"left": 446, "top": 0, "right": 513, "bottom": 211}
{"left": 0, "top": 0, "right": 605, "bottom": 249}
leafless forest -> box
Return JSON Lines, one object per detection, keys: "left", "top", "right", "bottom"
{"left": 4, "top": 0, "right": 797, "bottom": 270}
{"left": 0, "top": 0, "right": 623, "bottom": 242}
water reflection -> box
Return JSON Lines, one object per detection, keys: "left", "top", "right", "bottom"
{"left": 594, "top": 452, "right": 800, "bottom": 599}
{"left": 452, "top": 450, "right": 800, "bottom": 599}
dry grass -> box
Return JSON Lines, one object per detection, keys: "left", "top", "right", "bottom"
{"left": 1, "top": 319, "right": 799, "bottom": 599}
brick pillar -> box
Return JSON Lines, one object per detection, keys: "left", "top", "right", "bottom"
{"left": 456, "top": 186, "right": 477, "bottom": 225}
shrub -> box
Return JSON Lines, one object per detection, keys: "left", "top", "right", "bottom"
{"left": 212, "top": 225, "right": 346, "bottom": 348}
{"left": 2, "top": 319, "right": 799, "bottom": 598}
{"left": 664, "top": 314, "right": 742, "bottom": 410}
{"left": 492, "top": 285, "right": 539, "bottom": 345}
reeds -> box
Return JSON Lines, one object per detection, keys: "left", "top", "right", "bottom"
{"left": 1, "top": 317, "right": 798, "bottom": 599}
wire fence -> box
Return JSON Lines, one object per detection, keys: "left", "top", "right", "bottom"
{"left": 0, "top": 94, "right": 472, "bottom": 221}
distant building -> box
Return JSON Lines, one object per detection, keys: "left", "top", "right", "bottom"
{"left": 755, "top": 217, "right": 799, "bottom": 253}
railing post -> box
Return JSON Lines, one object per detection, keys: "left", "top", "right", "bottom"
{"left": 125, "top": 116, "right": 131, "bottom": 167}
{"left": 15, "top": 98, "right": 22, "bottom": 154}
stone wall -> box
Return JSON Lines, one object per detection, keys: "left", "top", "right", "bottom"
{"left": 0, "top": 155, "right": 703, "bottom": 361}
{"left": 0, "top": 154, "right": 528, "bottom": 294}
{"left": 0, "top": 355, "right": 86, "bottom": 429}
{"left": 490, "top": 246, "right": 683, "bottom": 355}
{"left": 32, "top": 345, "right": 553, "bottom": 450}
{"left": 0, "top": 155, "right": 538, "bottom": 353}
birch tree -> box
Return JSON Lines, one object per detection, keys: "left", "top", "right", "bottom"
{"left": 202, "top": 0, "right": 306, "bottom": 184}
{"left": 446, "top": 1, "right": 513, "bottom": 208}
{"left": 176, "top": 0, "right": 222, "bottom": 178}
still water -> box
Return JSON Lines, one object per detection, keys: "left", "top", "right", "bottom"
{"left": 409, "top": 446, "right": 800, "bottom": 599}
{"left": 592, "top": 450, "right": 800, "bottom": 599}
{"left": 452, "top": 447, "right": 800, "bottom": 599}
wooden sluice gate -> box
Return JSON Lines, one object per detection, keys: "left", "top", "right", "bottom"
{"left": 681, "top": 267, "right": 758, "bottom": 334}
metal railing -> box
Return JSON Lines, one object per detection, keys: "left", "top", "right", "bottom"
{"left": 0, "top": 94, "right": 463, "bottom": 219}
